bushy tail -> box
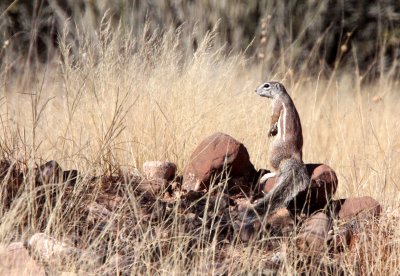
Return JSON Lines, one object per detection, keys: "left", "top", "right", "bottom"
{"left": 251, "top": 158, "right": 310, "bottom": 218}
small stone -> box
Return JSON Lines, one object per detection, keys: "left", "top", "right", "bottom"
{"left": 87, "top": 202, "right": 112, "bottom": 221}
{"left": 143, "top": 161, "right": 176, "bottom": 181}
{"left": 270, "top": 250, "right": 285, "bottom": 266}
{"left": 36, "top": 160, "right": 62, "bottom": 184}
{"left": 296, "top": 212, "right": 332, "bottom": 253}
{"left": 336, "top": 196, "right": 381, "bottom": 220}
{"left": 328, "top": 197, "right": 381, "bottom": 251}
{"left": 26, "top": 233, "right": 82, "bottom": 268}
{"left": 185, "top": 212, "right": 197, "bottom": 221}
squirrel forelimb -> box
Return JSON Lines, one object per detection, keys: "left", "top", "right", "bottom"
{"left": 268, "top": 101, "right": 282, "bottom": 137}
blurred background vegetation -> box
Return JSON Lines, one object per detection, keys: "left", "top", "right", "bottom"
{"left": 0, "top": 0, "right": 399, "bottom": 81}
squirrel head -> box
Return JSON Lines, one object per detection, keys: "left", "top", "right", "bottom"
{"left": 255, "top": 81, "right": 286, "bottom": 98}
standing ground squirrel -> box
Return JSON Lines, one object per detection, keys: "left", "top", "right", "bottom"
{"left": 245, "top": 82, "right": 310, "bottom": 222}
{"left": 256, "top": 81, "right": 303, "bottom": 171}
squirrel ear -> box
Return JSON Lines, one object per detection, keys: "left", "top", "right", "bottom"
{"left": 277, "top": 82, "right": 285, "bottom": 91}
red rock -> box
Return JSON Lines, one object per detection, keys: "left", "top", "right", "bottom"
{"left": 309, "top": 164, "right": 338, "bottom": 205}
{"left": 327, "top": 197, "right": 381, "bottom": 252}
{"left": 296, "top": 212, "right": 332, "bottom": 253}
{"left": 182, "top": 132, "right": 256, "bottom": 192}
{"left": 263, "top": 177, "right": 277, "bottom": 194}
{"left": 143, "top": 161, "right": 176, "bottom": 181}
{"left": 336, "top": 196, "right": 381, "bottom": 220}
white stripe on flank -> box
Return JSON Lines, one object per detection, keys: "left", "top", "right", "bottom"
{"left": 277, "top": 115, "right": 282, "bottom": 139}
{"left": 282, "top": 103, "right": 287, "bottom": 142}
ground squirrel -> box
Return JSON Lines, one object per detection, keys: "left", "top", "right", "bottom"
{"left": 245, "top": 82, "right": 310, "bottom": 222}
{"left": 257, "top": 81, "right": 303, "bottom": 171}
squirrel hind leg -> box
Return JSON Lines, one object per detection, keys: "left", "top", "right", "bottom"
{"left": 259, "top": 172, "right": 276, "bottom": 186}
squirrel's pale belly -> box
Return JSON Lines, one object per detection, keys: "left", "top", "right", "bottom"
{"left": 269, "top": 137, "right": 302, "bottom": 171}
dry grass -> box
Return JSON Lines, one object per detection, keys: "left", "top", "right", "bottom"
{"left": 0, "top": 25, "right": 399, "bottom": 275}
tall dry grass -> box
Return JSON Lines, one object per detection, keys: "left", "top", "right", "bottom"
{"left": 0, "top": 24, "right": 399, "bottom": 274}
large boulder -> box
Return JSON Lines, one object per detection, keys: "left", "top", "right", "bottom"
{"left": 182, "top": 132, "right": 256, "bottom": 192}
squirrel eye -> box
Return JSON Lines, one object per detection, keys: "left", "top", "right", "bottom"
{"left": 263, "top": 83, "right": 270, "bottom": 89}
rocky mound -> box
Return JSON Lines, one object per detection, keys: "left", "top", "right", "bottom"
{"left": 0, "top": 132, "right": 382, "bottom": 274}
